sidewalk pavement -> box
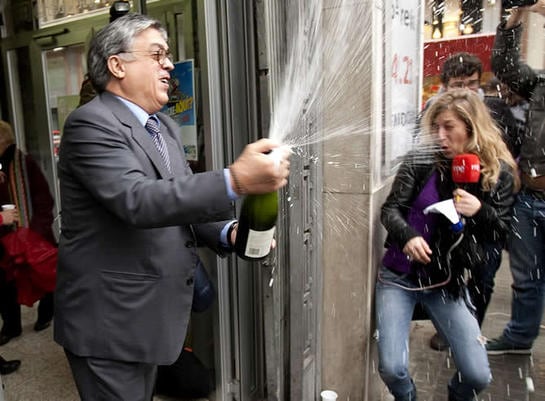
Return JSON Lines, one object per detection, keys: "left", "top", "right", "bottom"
{"left": 405, "top": 251, "right": 545, "bottom": 401}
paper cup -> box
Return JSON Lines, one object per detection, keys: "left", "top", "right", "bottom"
{"left": 2, "top": 204, "right": 15, "bottom": 210}
{"left": 320, "top": 390, "right": 338, "bottom": 401}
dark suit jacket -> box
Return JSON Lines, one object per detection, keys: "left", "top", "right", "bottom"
{"left": 54, "top": 92, "right": 233, "bottom": 364}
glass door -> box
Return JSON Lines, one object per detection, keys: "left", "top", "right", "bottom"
{"left": 42, "top": 44, "right": 86, "bottom": 163}
{"left": 4, "top": 45, "right": 64, "bottom": 238}
{"left": 40, "top": 44, "right": 86, "bottom": 236}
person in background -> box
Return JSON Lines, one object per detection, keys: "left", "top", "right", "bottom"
{"left": 424, "top": 52, "right": 483, "bottom": 104}
{"left": 502, "top": 85, "right": 529, "bottom": 159}
{"left": 425, "top": 52, "right": 518, "bottom": 153}
{"left": 485, "top": 0, "right": 545, "bottom": 355}
{"left": 377, "top": 89, "right": 518, "bottom": 401}
{"left": 482, "top": 75, "right": 520, "bottom": 156}
{"left": 0, "top": 124, "right": 22, "bottom": 373}
{"left": 424, "top": 52, "right": 518, "bottom": 351}
{"left": 481, "top": 75, "right": 504, "bottom": 98}
{"left": 54, "top": 13, "right": 290, "bottom": 401}
{"left": 0, "top": 120, "right": 56, "bottom": 347}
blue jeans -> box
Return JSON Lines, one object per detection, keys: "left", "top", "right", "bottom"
{"left": 503, "top": 191, "right": 545, "bottom": 346}
{"left": 375, "top": 266, "right": 491, "bottom": 401}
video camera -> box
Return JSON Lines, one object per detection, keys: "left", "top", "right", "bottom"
{"left": 110, "top": 1, "right": 131, "bottom": 22}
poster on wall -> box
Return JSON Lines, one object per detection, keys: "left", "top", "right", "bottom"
{"left": 383, "top": 0, "right": 421, "bottom": 176}
{"left": 161, "top": 59, "right": 198, "bottom": 161}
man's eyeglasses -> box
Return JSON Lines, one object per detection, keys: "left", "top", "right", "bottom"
{"left": 448, "top": 79, "right": 480, "bottom": 90}
{"left": 120, "top": 49, "right": 173, "bottom": 66}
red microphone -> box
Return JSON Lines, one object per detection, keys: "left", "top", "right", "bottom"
{"left": 452, "top": 153, "right": 480, "bottom": 202}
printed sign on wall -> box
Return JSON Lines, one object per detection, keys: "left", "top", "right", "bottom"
{"left": 161, "top": 59, "right": 198, "bottom": 161}
{"left": 383, "top": 0, "right": 421, "bottom": 174}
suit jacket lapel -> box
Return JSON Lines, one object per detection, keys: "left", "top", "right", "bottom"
{"left": 101, "top": 93, "right": 173, "bottom": 178}
{"left": 138, "top": 124, "right": 173, "bottom": 178}
{"left": 160, "top": 126, "right": 184, "bottom": 175}
{"left": 157, "top": 114, "right": 190, "bottom": 176}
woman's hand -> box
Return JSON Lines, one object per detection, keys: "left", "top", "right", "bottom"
{"left": 530, "top": 0, "right": 545, "bottom": 18}
{"left": 403, "top": 236, "right": 432, "bottom": 264}
{"left": 453, "top": 188, "right": 481, "bottom": 217}
{"left": 0, "top": 209, "right": 19, "bottom": 225}
{"left": 505, "top": 1, "right": 545, "bottom": 29}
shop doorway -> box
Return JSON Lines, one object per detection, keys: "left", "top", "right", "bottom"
{"left": 0, "top": 0, "right": 266, "bottom": 400}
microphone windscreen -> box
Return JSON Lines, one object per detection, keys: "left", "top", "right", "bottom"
{"left": 452, "top": 153, "right": 480, "bottom": 184}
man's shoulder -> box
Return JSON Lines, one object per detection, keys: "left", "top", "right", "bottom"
{"left": 70, "top": 92, "right": 125, "bottom": 121}
{"left": 484, "top": 96, "right": 509, "bottom": 110}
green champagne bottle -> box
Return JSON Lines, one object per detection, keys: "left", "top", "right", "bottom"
{"left": 234, "top": 148, "right": 283, "bottom": 260}
{"left": 234, "top": 191, "right": 278, "bottom": 260}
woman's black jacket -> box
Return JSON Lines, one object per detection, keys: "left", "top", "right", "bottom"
{"left": 380, "top": 151, "right": 516, "bottom": 295}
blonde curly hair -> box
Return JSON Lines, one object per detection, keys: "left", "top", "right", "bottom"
{"left": 422, "top": 89, "right": 520, "bottom": 192}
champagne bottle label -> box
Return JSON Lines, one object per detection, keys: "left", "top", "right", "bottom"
{"left": 244, "top": 227, "right": 276, "bottom": 258}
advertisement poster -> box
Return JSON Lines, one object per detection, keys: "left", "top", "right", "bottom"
{"left": 161, "top": 59, "right": 198, "bottom": 161}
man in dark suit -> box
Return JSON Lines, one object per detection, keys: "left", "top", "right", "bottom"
{"left": 54, "top": 13, "right": 290, "bottom": 401}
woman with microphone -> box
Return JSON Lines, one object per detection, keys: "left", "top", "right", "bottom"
{"left": 376, "top": 89, "right": 519, "bottom": 401}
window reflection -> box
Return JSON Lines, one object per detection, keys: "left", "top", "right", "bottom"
{"left": 37, "top": 0, "right": 132, "bottom": 27}
{"left": 43, "top": 45, "right": 86, "bottom": 157}
{"left": 425, "top": 0, "right": 485, "bottom": 40}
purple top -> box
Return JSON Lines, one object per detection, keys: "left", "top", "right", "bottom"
{"left": 382, "top": 172, "right": 440, "bottom": 274}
